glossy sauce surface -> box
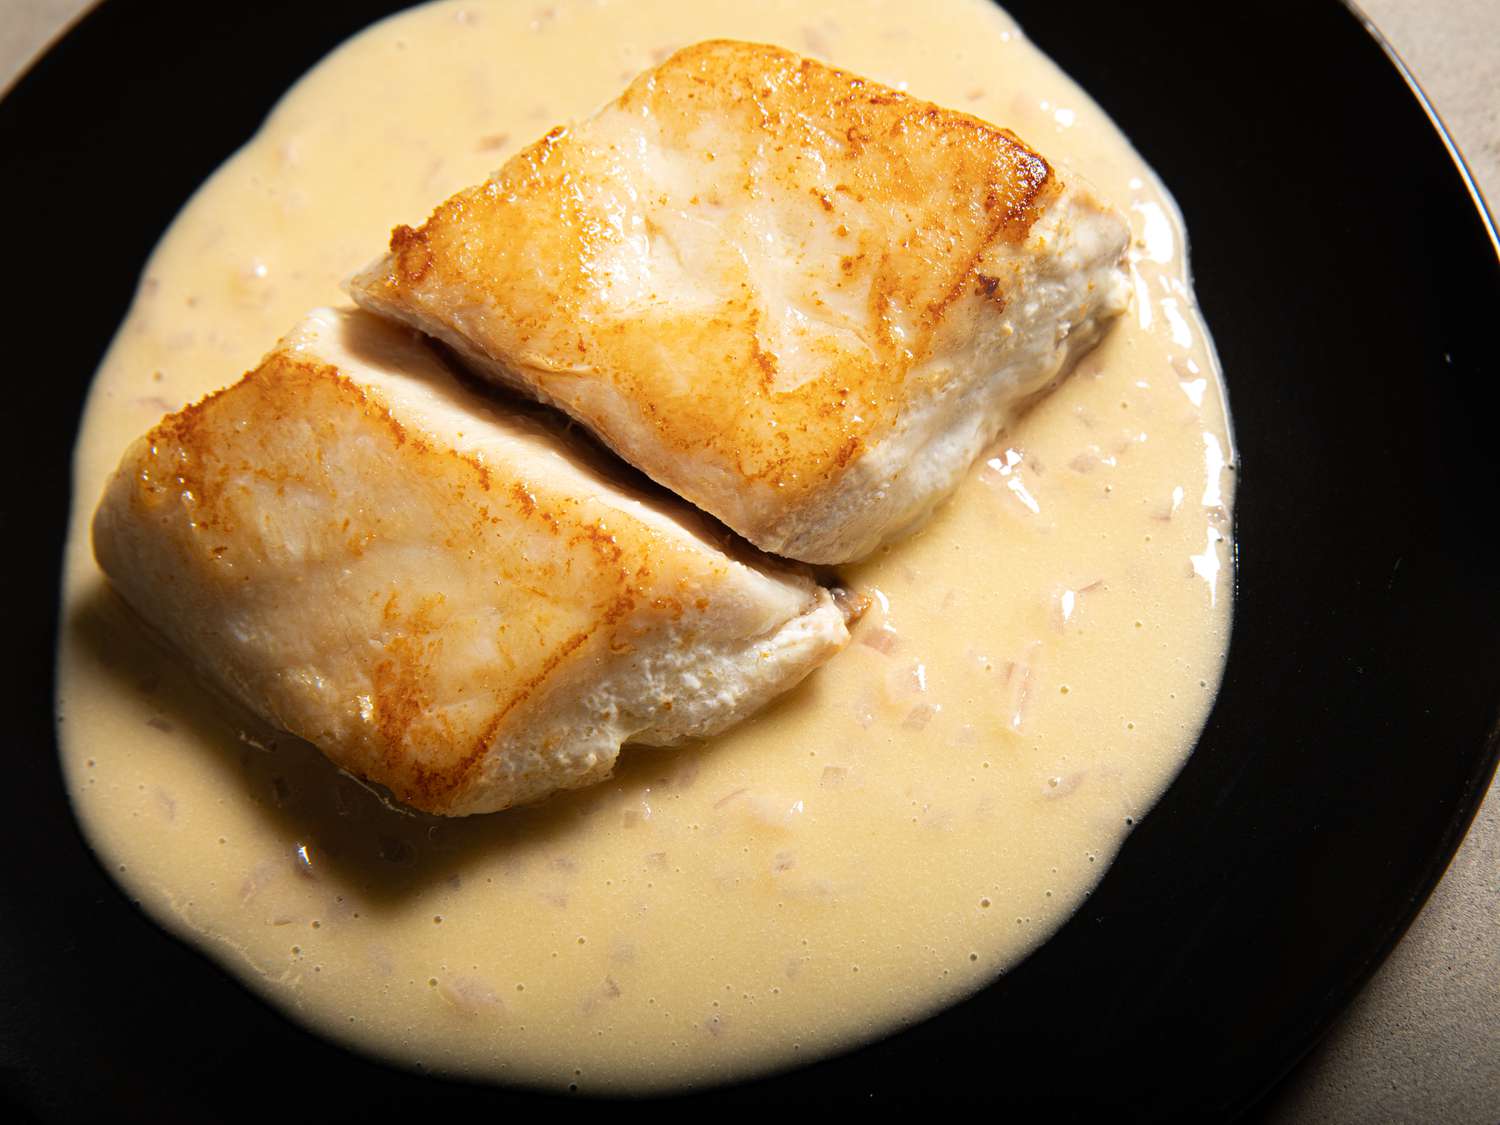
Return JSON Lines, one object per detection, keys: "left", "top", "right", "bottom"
{"left": 57, "top": 0, "right": 1234, "bottom": 1093}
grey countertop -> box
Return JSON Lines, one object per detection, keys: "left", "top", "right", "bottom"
{"left": 5, "top": 1, "right": 1496, "bottom": 1120}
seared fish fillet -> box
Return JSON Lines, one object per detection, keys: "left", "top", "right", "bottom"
{"left": 350, "top": 40, "right": 1131, "bottom": 564}
{"left": 92, "top": 308, "right": 848, "bottom": 816}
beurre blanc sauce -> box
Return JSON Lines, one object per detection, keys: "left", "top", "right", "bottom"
{"left": 57, "top": 0, "right": 1234, "bottom": 1093}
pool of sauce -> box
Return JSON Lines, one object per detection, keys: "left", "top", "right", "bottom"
{"left": 56, "top": 0, "right": 1234, "bottom": 1093}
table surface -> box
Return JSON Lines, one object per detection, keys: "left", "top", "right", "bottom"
{"left": 4, "top": 1, "right": 1496, "bottom": 1121}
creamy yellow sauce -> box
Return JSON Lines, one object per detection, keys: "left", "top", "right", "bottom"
{"left": 56, "top": 0, "right": 1234, "bottom": 1094}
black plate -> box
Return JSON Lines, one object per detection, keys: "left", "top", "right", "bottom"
{"left": 4, "top": 0, "right": 1497, "bottom": 1119}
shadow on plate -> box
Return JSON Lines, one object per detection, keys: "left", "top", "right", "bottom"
{"left": 63, "top": 580, "right": 793, "bottom": 913}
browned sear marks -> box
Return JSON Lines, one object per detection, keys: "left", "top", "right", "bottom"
{"left": 358, "top": 40, "right": 1058, "bottom": 505}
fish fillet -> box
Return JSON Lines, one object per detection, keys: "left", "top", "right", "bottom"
{"left": 91, "top": 308, "right": 848, "bottom": 816}
{"left": 350, "top": 39, "right": 1131, "bottom": 563}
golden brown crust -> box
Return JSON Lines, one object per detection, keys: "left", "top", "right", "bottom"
{"left": 365, "top": 40, "right": 1060, "bottom": 506}
{"left": 120, "top": 354, "right": 731, "bottom": 811}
